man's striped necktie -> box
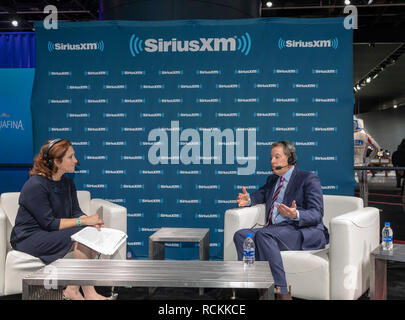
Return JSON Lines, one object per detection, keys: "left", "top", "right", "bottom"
{"left": 267, "top": 176, "right": 285, "bottom": 225}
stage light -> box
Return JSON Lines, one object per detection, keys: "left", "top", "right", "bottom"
{"left": 11, "top": 20, "right": 19, "bottom": 27}
{"left": 356, "top": 85, "right": 361, "bottom": 90}
{"left": 266, "top": 2, "right": 273, "bottom": 7}
{"left": 345, "top": 0, "right": 351, "bottom": 5}
{"left": 366, "top": 77, "right": 371, "bottom": 83}
{"left": 393, "top": 104, "right": 398, "bottom": 109}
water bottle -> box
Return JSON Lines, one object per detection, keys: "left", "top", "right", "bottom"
{"left": 243, "top": 233, "right": 255, "bottom": 267}
{"left": 382, "top": 222, "right": 393, "bottom": 251}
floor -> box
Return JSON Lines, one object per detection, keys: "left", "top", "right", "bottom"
{"left": 1, "top": 171, "right": 404, "bottom": 300}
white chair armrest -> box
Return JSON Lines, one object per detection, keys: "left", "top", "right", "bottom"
{"left": 90, "top": 199, "right": 127, "bottom": 260}
{"left": 223, "top": 204, "right": 266, "bottom": 261}
{"left": 329, "top": 206, "right": 380, "bottom": 300}
{"left": 0, "top": 207, "right": 6, "bottom": 295}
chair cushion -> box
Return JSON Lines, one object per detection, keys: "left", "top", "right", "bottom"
{"left": 281, "top": 247, "right": 330, "bottom": 300}
{"left": 5, "top": 250, "right": 45, "bottom": 295}
{"left": 0, "top": 192, "right": 20, "bottom": 227}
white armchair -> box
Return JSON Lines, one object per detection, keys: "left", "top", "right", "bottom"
{"left": 224, "top": 195, "right": 380, "bottom": 300}
{"left": 0, "top": 191, "right": 127, "bottom": 296}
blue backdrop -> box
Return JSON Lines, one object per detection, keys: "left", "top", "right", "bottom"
{"left": 31, "top": 18, "right": 354, "bottom": 260}
{"left": 0, "top": 32, "right": 36, "bottom": 194}
{"left": 0, "top": 68, "right": 34, "bottom": 164}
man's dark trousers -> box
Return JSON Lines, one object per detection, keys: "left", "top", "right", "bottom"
{"left": 233, "top": 222, "right": 303, "bottom": 290}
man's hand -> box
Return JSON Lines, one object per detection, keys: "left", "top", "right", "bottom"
{"left": 277, "top": 200, "right": 297, "bottom": 219}
{"left": 236, "top": 186, "right": 249, "bottom": 207}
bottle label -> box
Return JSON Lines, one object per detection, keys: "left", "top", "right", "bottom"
{"left": 383, "top": 236, "right": 392, "bottom": 242}
{"left": 243, "top": 249, "right": 254, "bottom": 258}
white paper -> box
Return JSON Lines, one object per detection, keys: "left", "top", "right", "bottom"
{"left": 71, "top": 227, "right": 127, "bottom": 255}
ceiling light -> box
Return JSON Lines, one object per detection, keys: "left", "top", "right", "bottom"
{"left": 266, "top": 2, "right": 273, "bottom": 7}
{"left": 393, "top": 104, "right": 398, "bottom": 109}
{"left": 11, "top": 20, "right": 18, "bottom": 27}
{"left": 345, "top": 0, "right": 351, "bottom": 5}
{"left": 356, "top": 85, "right": 361, "bottom": 90}
{"left": 366, "top": 77, "right": 371, "bottom": 83}
{"left": 368, "top": 0, "right": 374, "bottom": 4}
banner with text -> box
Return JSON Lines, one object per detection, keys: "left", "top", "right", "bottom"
{"left": 32, "top": 18, "right": 354, "bottom": 260}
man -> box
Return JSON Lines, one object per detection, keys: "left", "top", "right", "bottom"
{"left": 233, "top": 141, "right": 329, "bottom": 300}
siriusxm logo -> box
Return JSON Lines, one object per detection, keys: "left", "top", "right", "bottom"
{"left": 292, "top": 112, "right": 318, "bottom": 117}
{"left": 48, "top": 41, "right": 104, "bottom": 52}
{"left": 322, "top": 185, "right": 339, "bottom": 190}
{"left": 83, "top": 184, "right": 108, "bottom": 189}
{"left": 157, "top": 213, "right": 182, "bottom": 219}
{"left": 102, "top": 169, "right": 126, "bottom": 175}
{"left": 129, "top": 33, "right": 251, "bottom": 57}
{"left": 48, "top": 127, "right": 71, "bottom": 132}
{"left": 278, "top": 38, "right": 338, "bottom": 49}
{"left": 312, "top": 156, "right": 338, "bottom": 161}
{"left": 312, "top": 127, "right": 338, "bottom": 132}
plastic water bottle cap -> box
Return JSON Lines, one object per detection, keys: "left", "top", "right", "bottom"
{"left": 246, "top": 233, "right": 253, "bottom": 238}
{"left": 385, "top": 222, "right": 390, "bottom": 227}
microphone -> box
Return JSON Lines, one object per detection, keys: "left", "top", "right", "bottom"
{"left": 274, "top": 164, "right": 289, "bottom": 171}
{"left": 76, "top": 160, "right": 80, "bottom": 166}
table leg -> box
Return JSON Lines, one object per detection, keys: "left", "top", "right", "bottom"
{"left": 22, "top": 280, "right": 30, "bottom": 300}
{"left": 199, "top": 232, "right": 209, "bottom": 261}
{"left": 370, "top": 255, "right": 387, "bottom": 300}
{"left": 199, "top": 232, "right": 210, "bottom": 295}
{"left": 230, "top": 288, "right": 236, "bottom": 300}
{"left": 22, "top": 281, "right": 63, "bottom": 300}
{"left": 149, "top": 239, "right": 165, "bottom": 260}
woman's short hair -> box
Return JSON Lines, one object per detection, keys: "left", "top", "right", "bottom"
{"left": 30, "top": 139, "right": 72, "bottom": 178}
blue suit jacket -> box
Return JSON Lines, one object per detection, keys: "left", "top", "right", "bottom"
{"left": 250, "top": 167, "right": 329, "bottom": 250}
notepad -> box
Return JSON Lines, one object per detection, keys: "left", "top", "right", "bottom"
{"left": 71, "top": 227, "right": 127, "bottom": 256}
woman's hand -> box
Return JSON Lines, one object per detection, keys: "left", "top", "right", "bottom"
{"left": 82, "top": 214, "right": 104, "bottom": 231}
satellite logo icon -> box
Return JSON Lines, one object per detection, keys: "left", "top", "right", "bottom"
{"left": 278, "top": 38, "right": 287, "bottom": 50}
{"left": 236, "top": 32, "right": 251, "bottom": 56}
{"left": 331, "top": 38, "right": 339, "bottom": 49}
{"left": 48, "top": 41, "right": 55, "bottom": 52}
{"left": 129, "top": 35, "right": 143, "bottom": 57}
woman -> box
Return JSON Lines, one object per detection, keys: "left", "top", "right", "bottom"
{"left": 10, "top": 138, "right": 110, "bottom": 300}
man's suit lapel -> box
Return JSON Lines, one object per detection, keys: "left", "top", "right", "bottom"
{"left": 266, "top": 175, "right": 278, "bottom": 200}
